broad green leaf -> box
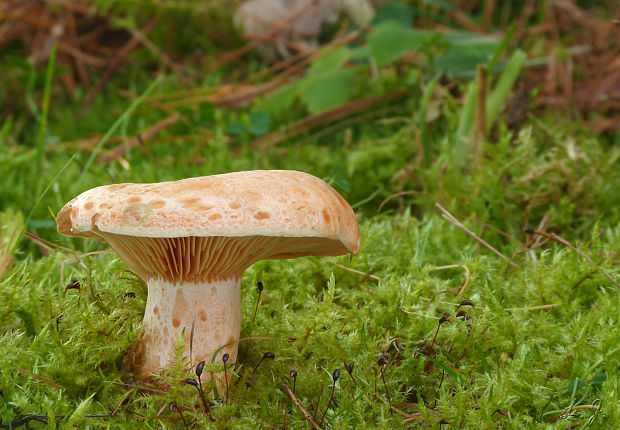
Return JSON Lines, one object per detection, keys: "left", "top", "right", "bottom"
{"left": 371, "top": 2, "right": 414, "bottom": 27}
{"left": 301, "top": 69, "right": 354, "bottom": 114}
{"left": 307, "top": 47, "right": 351, "bottom": 76}
{"left": 248, "top": 111, "right": 270, "bottom": 136}
{"left": 369, "top": 22, "right": 436, "bottom": 66}
{"left": 256, "top": 81, "right": 300, "bottom": 115}
{"left": 227, "top": 122, "right": 246, "bottom": 136}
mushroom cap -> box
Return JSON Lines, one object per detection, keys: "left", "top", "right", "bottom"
{"left": 57, "top": 171, "right": 360, "bottom": 283}
{"left": 58, "top": 170, "right": 359, "bottom": 253}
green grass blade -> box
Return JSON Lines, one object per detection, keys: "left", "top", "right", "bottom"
{"left": 487, "top": 24, "right": 516, "bottom": 73}
{"left": 486, "top": 49, "right": 527, "bottom": 133}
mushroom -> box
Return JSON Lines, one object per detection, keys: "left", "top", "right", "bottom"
{"left": 56, "top": 170, "right": 360, "bottom": 379}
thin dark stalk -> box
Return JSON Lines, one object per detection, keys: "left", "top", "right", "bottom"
{"left": 290, "top": 370, "right": 298, "bottom": 395}
{"left": 252, "top": 351, "right": 275, "bottom": 373}
{"left": 320, "top": 369, "right": 340, "bottom": 425}
{"left": 222, "top": 353, "right": 230, "bottom": 404}
{"left": 377, "top": 357, "right": 392, "bottom": 409}
{"left": 184, "top": 378, "right": 210, "bottom": 415}
{"left": 252, "top": 281, "right": 264, "bottom": 323}
{"left": 170, "top": 402, "right": 189, "bottom": 429}
{"left": 432, "top": 316, "right": 450, "bottom": 348}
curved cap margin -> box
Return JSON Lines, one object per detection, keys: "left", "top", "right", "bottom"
{"left": 57, "top": 170, "right": 361, "bottom": 255}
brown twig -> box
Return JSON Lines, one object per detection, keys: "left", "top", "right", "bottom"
{"left": 18, "top": 369, "right": 65, "bottom": 390}
{"left": 253, "top": 90, "right": 408, "bottom": 150}
{"left": 281, "top": 382, "right": 321, "bottom": 429}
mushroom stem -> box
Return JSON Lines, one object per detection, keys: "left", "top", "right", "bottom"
{"left": 136, "top": 277, "right": 241, "bottom": 378}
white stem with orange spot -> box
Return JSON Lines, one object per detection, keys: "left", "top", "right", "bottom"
{"left": 137, "top": 277, "right": 241, "bottom": 378}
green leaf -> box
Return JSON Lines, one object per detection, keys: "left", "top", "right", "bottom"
{"left": 256, "top": 82, "right": 300, "bottom": 115}
{"left": 590, "top": 373, "right": 607, "bottom": 390}
{"left": 301, "top": 69, "right": 355, "bottom": 114}
{"left": 227, "top": 122, "right": 246, "bottom": 136}
{"left": 371, "top": 2, "right": 414, "bottom": 27}
{"left": 369, "top": 22, "right": 436, "bottom": 66}
{"left": 568, "top": 378, "right": 587, "bottom": 393}
{"left": 436, "top": 32, "right": 501, "bottom": 77}
{"left": 307, "top": 47, "right": 351, "bottom": 76}
{"left": 248, "top": 111, "right": 270, "bottom": 136}
{"left": 486, "top": 49, "right": 527, "bottom": 133}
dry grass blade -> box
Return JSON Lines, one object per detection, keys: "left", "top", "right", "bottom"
{"left": 437, "top": 203, "right": 519, "bottom": 269}
{"left": 528, "top": 229, "right": 620, "bottom": 288}
{"left": 281, "top": 382, "right": 321, "bottom": 429}
{"left": 328, "top": 260, "right": 386, "bottom": 285}
{"left": 391, "top": 406, "right": 428, "bottom": 422}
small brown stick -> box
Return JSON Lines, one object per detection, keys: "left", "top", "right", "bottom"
{"left": 526, "top": 229, "right": 620, "bottom": 288}
{"left": 18, "top": 369, "right": 65, "bottom": 390}
{"left": 504, "top": 304, "right": 558, "bottom": 311}
{"left": 437, "top": 203, "right": 519, "bottom": 268}
{"left": 429, "top": 265, "right": 471, "bottom": 297}
{"left": 281, "top": 382, "right": 321, "bottom": 429}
